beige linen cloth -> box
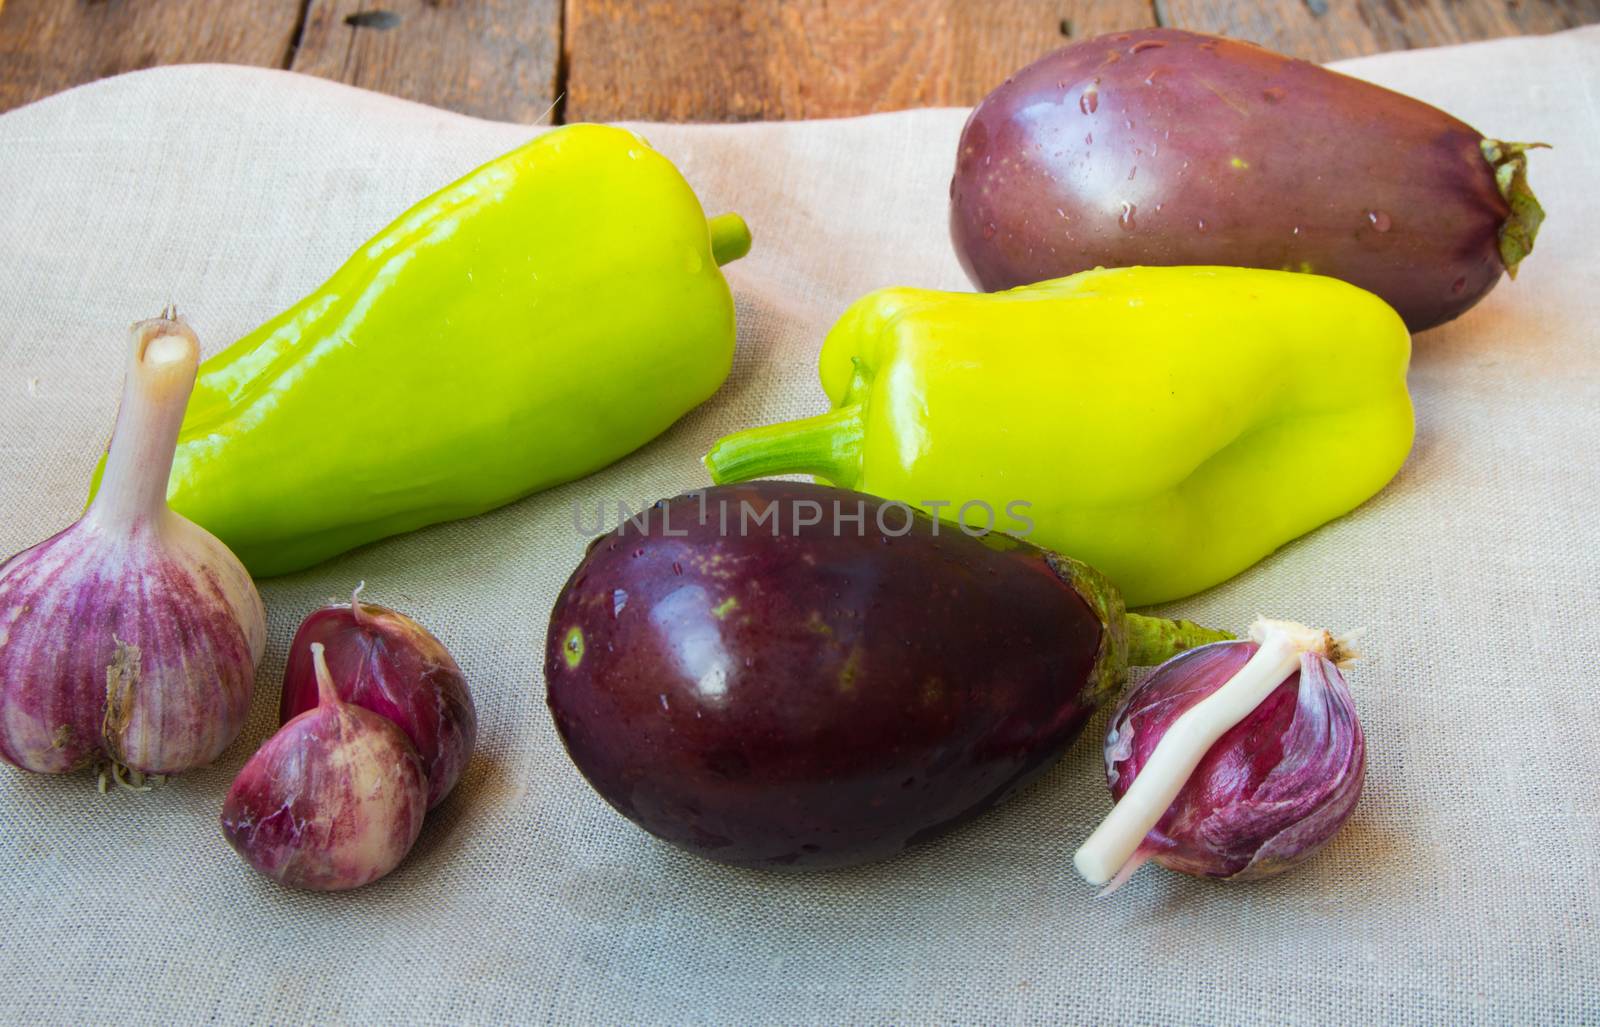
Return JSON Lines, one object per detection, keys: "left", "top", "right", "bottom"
{"left": 1, "top": 26, "right": 1597, "bottom": 1025}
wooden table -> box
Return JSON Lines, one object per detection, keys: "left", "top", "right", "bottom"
{"left": 2, "top": 0, "right": 1597, "bottom": 122}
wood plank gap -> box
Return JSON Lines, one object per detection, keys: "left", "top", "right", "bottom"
{"left": 283, "top": 0, "right": 314, "bottom": 69}
{"left": 289, "top": 1, "right": 560, "bottom": 122}
{"left": 554, "top": 0, "right": 571, "bottom": 124}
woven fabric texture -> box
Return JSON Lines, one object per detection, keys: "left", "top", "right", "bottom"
{"left": 0, "top": 26, "right": 1597, "bottom": 1025}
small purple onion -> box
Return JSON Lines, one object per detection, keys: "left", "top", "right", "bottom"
{"left": 222, "top": 643, "right": 427, "bottom": 892}
{"left": 1101, "top": 636, "right": 1365, "bottom": 882}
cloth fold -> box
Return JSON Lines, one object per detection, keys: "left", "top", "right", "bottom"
{"left": 1, "top": 25, "right": 1597, "bottom": 1025}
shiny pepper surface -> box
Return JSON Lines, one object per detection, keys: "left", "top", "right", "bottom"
{"left": 705, "top": 266, "right": 1413, "bottom": 606}
{"left": 89, "top": 124, "right": 751, "bottom": 577}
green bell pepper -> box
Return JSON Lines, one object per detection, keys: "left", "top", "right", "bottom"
{"left": 704, "top": 266, "right": 1414, "bottom": 606}
{"left": 89, "top": 124, "right": 750, "bottom": 576}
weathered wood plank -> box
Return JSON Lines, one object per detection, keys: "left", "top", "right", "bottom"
{"left": 563, "top": 0, "right": 1161, "bottom": 122}
{"left": 0, "top": 0, "right": 303, "bottom": 114}
{"left": 3, "top": 0, "right": 1598, "bottom": 121}
{"left": 1156, "top": 0, "right": 1600, "bottom": 64}
{"left": 290, "top": 0, "right": 561, "bottom": 123}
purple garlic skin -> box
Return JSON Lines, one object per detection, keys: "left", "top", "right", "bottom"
{"left": 1105, "top": 640, "right": 1365, "bottom": 880}
{"left": 0, "top": 314, "right": 266, "bottom": 781}
{"left": 223, "top": 647, "right": 428, "bottom": 892}
{"left": 0, "top": 523, "right": 263, "bottom": 776}
{"left": 281, "top": 598, "right": 475, "bottom": 809}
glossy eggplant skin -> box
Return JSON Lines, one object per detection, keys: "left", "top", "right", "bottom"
{"left": 544, "top": 482, "right": 1110, "bottom": 870}
{"left": 951, "top": 28, "right": 1519, "bottom": 331}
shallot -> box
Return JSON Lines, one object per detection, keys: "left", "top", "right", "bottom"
{"left": 280, "top": 586, "right": 476, "bottom": 808}
{"left": 222, "top": 642, "right": 428, "bottom": 891}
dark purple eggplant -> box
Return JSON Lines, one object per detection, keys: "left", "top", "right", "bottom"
{"left": 949, "top": 28, "right": 1545, "bottom": 332}
{"left": 544, "top": 481, "right": 1229, "bottom": 870}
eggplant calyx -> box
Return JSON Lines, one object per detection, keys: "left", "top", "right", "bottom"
{"left": 1046, "top": 552, "right": 1128, "bottom": 710}
{"left": 1043, "top": 552, "right": 1234, "bottom": 710}
{"left": 1481, "top": 138, "right": 1550, "bottom": 278}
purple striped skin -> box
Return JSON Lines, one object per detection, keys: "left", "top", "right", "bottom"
{"left": 0, "top": 313, "right": 266, "bottom": 782}
{"left": 280, "top": 603, "right": 476, "bottom": 810}
{"left": 1104, "top": 640, "right": 1365, "bottom": 880}
{"left": 0, "top": 512, "right": 264, "bottom": 776}
{"left": 951, "top": 28, "right": 1525, "bottom": 332}
{"left": 222, "top": 696, "right": 428, "bottom": 892}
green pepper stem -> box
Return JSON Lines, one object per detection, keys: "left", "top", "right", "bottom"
{"left": 708, "top": 213, "right": 752, "bottom": 266}
{"left": 704, "top": 404, "right": 865, "bottom": 486}
{"left": 1124, "top": 613, "right": 1234, "bottom": 667}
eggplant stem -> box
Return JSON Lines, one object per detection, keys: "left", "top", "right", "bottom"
{"left": 1125, "top": 613, "right": 1233, "bottom": 666}
{"left": 1073, "top": 618, "right": 1338, "bottom": 889}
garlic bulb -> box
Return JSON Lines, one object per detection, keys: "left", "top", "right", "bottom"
{"left": 0, "top": 310, "right": 266, "bottom": 786}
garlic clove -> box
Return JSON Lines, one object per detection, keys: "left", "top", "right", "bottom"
{"left": 280, "top": 585, "right": 476, "bottom": 809}
{"left": 0, "top": 312, "right": 266, "bottom": 782}
{"left": 1075, "top": 619, "right": 1365, "bottom": 889}
{"left": 223, "top": 643, "right": 429, "bottom": 892}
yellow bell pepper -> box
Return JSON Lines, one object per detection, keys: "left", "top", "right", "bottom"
{"left": 88, "top": 124, "right": 750, "bottom": 577}
{"left": 705, "top": 266, "right": 1413, "bottom": 606}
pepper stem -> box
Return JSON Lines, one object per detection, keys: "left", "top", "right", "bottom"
{"left": 708, "top": 213, "right": 752, "bottom": 267}
{"left": 1481, "top": 139, "right": 1549, "bottom": 278}
{"left": 1073, "top": 618, "right": 1339, "bottom": 889}
{"left": 1125, "top": 613, "right": 1234, "bottom": 666}
{"left": 704, "top": 404, "right": 865, "bottom": 486}
{"left": 309, "top": 643, "right": 341, "bottom": 708}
